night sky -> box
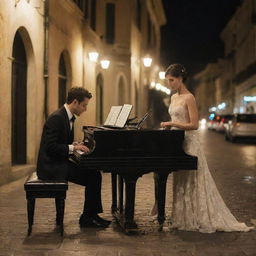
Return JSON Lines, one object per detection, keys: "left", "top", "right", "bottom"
{"left": 160, "top": 0, "right": 242, "bottom": 78}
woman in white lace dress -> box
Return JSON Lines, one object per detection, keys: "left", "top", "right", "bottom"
{"left": 159, "top": 64, "right": 253, "bottom": 233}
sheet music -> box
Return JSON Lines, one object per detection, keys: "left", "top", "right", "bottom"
{"left": 104, "top": 106, "right": 122, "bottom": 126}
{"left": 115, "top": 104, "right": 133, "bottom": 127}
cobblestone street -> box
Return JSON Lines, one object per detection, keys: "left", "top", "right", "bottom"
{"left": 0, "top": 130, "right": 256, "bottom": 256}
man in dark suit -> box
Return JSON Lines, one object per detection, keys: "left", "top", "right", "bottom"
{"left": 37, "top": 87, "right": 110, "bottom": 228}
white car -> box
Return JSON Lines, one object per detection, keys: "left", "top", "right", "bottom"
{"left": 225, "top": 114, "right": 256, "bottom": 142}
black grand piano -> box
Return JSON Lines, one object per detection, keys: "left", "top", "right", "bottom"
{"left": 72, "top": 127, "right": 198, "bottom": 231}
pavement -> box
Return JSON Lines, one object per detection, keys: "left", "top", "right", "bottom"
{"left": 0, "top": 130, "right": 256, "bottom": 256}
{"left": 0, "top": 172, "right": 255, "bottom": 256}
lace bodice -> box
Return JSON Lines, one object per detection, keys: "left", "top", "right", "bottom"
{"left": 168, "top": 105, "right": 198, "bottom": 146}
{"left": 168, "top": 105, "right": 189, "bottom": 123}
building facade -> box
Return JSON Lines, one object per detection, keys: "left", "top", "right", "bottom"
{"left": 0, "top": 0, "right": 166, "bottom": 185}
{"left": 194, "top": 0, "right": 256, "bottom": 118}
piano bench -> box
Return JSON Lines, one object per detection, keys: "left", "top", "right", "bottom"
{"left": 24, "top": 172, "right": 68, "bottom": 236}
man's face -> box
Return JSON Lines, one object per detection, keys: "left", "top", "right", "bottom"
{"left": 72, "top": 97, "right": 90, "bottom": 116}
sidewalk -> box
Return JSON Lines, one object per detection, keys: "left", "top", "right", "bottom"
{"left": 0, "top": 172, "right": 255, "bottom": 256}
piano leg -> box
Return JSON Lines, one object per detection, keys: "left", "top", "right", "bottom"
{"left": 118, "top": 175, "right": 124, "bottom": 213}
{"left": 121, "top": 175, "right": 140, "bottom": 230}
{"left": 154, "top": 172, "right": 169, "bottom": 229}
{"left": 111, "top": 174, "right": 117, "bottom": 213}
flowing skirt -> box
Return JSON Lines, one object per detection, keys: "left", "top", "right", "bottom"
{"left": 171, "top": 130, "right": 253, "bottom": 233}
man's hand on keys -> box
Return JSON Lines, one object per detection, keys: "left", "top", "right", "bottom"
{"left": 73, "top": 142, "right": 90, "bottom": 154}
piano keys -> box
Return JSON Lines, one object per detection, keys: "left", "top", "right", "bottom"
{"left": 72, "top": 128, "right": 197, "bottom": 231}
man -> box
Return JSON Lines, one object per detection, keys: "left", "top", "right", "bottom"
{"left": 37, "top": 87, "right": 110, "bottom": 228}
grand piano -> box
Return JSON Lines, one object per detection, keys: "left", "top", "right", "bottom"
{"left": 72, "top": 127, "right": 198, "bottom": 231}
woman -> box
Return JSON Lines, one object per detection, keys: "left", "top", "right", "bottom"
{"left": 159, "top": 64, "right": 253, "bottom": 233}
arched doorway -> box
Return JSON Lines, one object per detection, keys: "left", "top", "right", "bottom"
{"left": 118, "top": 76, "right": 125, "bottom": 105}
{"left": 58, "top": 52, "right": 68, "bottom": 107}
{"left": 11, "top": 31, "right": 27, "bottom": 164}
{"left": 96, "top": 74, "right": 104, "bottom": 125}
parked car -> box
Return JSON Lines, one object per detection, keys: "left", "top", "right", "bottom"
{"left": 225, "top": 114, "right": 256, "bottom": 142}
{"left": 216, "top": 114, "right": 234, "bottom": 133}
{"left": 207, "top": 114, "right": 222, "bottom": 130}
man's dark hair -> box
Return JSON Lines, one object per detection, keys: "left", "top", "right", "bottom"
{"left": 165, "top": 63, "right": 188, "bottom": 83}
{"left": 66, "top": 87, "right": 92, "bottom": 104}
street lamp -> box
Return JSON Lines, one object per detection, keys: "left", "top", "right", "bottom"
{"left": 143, "top": 56, "right": 152, "bottom": 67}
{"left": 88, "top": 52, "right": 99, "bottom": 62}
{"left": 100, "top": 59, "right": 110, "bottom": 69}
{"left": 150, "top": 81, "right": 156, "bottom": 88}
{"left": 159, "top": 71, "right": 165, "bottom": 79}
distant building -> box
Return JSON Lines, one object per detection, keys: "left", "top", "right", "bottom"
{"left": 0, "top": 0, "right": 166, "bottom": 185}
{"left": 194, "top": 0, "right": 256, "bottom": 118}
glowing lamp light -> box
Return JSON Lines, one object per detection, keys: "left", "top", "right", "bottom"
{"left": 150, "top": 82, "right": 156, "bottom": 88}
{"left": 244, "top": 96, "right": 256, "bottom": 102}
{"left": 143, "top": 57, "right": 152, "bottom": 67}
{"left": 200, "top": 118, "right": 207, "bottom": 130}
{"left": 156, "top": 83, "right": 161, "bottom": 90}
{"left": 217, "top": 102, "right": 226, "bottom": 110}
{"left": 88, "top": 52, "right": 99, "bottom": 62}
{"left": 100, "top": 60, "right": 110, "bottom": 69}
{"left": 159, "top": 71, "right": 165, "bottom": 79}
{"left": 209, "top": 107, "right": 217, "bottom": 112}
{"left": 154, "top": 83, "right": 171, "bottom": 95}
{"left": 166, "top": 88, "right": 171, "bottom": 95}
{"left": 209, "top": 113, "right": 215, "bottom": 120}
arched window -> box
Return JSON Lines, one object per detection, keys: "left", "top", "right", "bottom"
{"left": 11, "top": 31, "right": 27, "bottom": 164}
{"left": 58, "top": 52, "right": 67, "bottom": 107}
{"left": 118, "top": 76, "right": 125, "bottom": 105}
{"left": 96, "top": 74, "right": 104, "bottom": 125}
{"left": 106, "top": 3, "right": 115, "bottom": 44}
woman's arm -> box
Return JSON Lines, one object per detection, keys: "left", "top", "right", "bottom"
{"left": 161, "top": 94, "right": 199, "bottom": 130}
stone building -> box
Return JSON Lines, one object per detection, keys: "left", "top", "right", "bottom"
{"left": 194, "top": 63, "right": 221, "bottom": 118}
{"left": 0, "top": 0, "right": 166, "bottom": 185}
{"left": 194, "top": 0, "right": 256, "bottom": 118}
{"left": 225, "top": 0, "right": 256, "bottom": 114}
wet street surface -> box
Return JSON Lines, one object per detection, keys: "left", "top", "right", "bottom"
{"left": 0, "top": 129, "right": 256, "bottom": 256}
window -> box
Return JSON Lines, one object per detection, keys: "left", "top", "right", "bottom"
{"left": 237, "top": 114, "right": 256, "bottom": 123}
{"left": 147, "top": 13, "right": 151, "bottom": 47}
{"left": 84, "top": 0, "right": 89, "bottom": 19}
{"left": 73, "top": 0, "right": 89, "bottom": 20}
{"left": 106, "top": 3, "right": 115, "bottom": 44}
{"left": 136, "top": 0, "right": 141, "bottom": 30}
{"left": 74, "top": 0, "right": 82, "bottom": 10}
{"left": 90, "top": 0, "right": 96, "bottom": 31}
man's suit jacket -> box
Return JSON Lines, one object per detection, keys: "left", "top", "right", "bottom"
{"left": 37, "top": 106, "right": 74, "bottom": 180}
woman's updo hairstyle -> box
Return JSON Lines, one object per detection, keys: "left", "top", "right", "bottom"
{"left": 165, "top": 64, "right": 188, "bottom": 83}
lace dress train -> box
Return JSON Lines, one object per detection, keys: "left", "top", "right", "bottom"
{"left": 169, "top": 106, "right": 253, "bottom": 233}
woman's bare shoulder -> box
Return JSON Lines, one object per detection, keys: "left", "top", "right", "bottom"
{"left": 184, "top": 93, "right": 197, "bottom": 107}
{"left": 185, "top": 93, "right": 196, "bottom": 101}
